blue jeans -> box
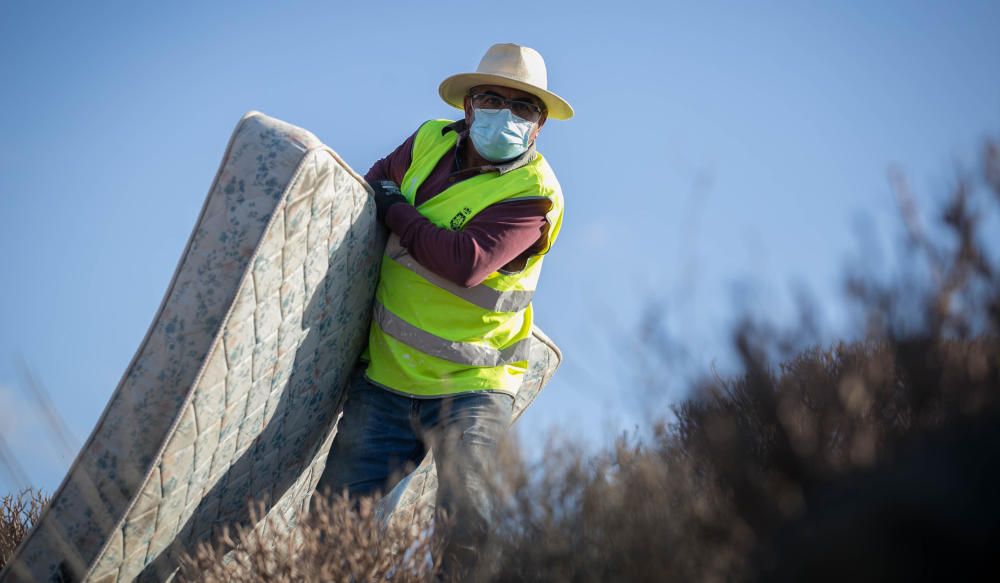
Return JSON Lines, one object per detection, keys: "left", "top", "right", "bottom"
{"left": 315, "top": 367, "right": 514, "bottom": 576}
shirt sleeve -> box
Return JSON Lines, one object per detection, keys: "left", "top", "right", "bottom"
{"left": 385, "top": 199, "right": 550, "bottom": 288}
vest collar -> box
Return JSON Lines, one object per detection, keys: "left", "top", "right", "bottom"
{"left": 443, "top": 119, "right": 537, "bottom": 175}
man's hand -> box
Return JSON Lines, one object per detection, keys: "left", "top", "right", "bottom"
{"left": 371, "top": 180, "right": 408, "bottom": 225}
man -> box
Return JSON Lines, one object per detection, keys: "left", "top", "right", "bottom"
{"left": 315, "top": 43, "right": 573, "bottom": 576}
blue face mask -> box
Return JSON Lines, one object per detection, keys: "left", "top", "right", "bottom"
{"left": 469, "top": 107, "right": 536, "bottom": 162}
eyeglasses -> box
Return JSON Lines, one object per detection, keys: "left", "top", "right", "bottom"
{"left": 469, "top": 93, "right": 545, "bottom": 122}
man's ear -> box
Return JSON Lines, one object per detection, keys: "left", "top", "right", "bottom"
{"left": 531, "top": 110, "right": 548, "bottom": 142}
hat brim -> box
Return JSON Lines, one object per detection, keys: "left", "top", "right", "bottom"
{"left": 439, "top": 72, "right": 574, "bottom": 121}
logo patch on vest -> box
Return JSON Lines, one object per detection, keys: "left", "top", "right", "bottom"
{"left": 450, "top": 207, "right": 473, "bottom": 229}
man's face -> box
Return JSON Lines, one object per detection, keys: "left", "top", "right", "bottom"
{"left": 463, "top": 84, "right": 548, "bottom": 144}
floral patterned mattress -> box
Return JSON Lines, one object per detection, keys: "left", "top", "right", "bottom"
{"left": 1, "top": 112, "right": 560, "bottom": 582}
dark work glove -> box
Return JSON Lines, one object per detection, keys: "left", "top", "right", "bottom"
{"left": 371, "top": 180, "right": 407, "bottom": 225}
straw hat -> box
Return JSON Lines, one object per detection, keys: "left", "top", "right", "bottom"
{"left": 438, "top": 43, "right": 574, "bottom": 120}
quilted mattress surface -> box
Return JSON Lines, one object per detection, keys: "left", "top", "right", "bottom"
{"left": 1, "top": 112, "right": 561, "bottom": 582}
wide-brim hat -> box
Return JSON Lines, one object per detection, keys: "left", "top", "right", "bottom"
{"left": 438, "top": 43, "right": 574, "bottom": 121}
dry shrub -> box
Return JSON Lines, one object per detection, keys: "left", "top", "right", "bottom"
{"left": 179, "top": 493, "right": 439, "bottom": 583}
{"left": 486, "top": 433, "right": 751, "bottom": 583}
{"left": 677, "top": 337, "right": 999, "bottom": 581}
{"left": 481, "top": 140, "right": 1000, "bottom": 582}
{"left": 1, "top": 488, "right": 47, "bottom": 572}
{"left": 484, "top": 338, "right": 996, "bottom": 582}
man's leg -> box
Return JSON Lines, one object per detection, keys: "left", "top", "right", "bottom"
{"left": 421, "top": 392, "right": 514, "bottom": 580}
{"left": 314, "top": 370, "right": 426, "bottom": 508}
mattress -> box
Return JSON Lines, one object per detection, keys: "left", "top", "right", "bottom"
{"left": 1, "top": 112, "right": 561, "bottom": 582}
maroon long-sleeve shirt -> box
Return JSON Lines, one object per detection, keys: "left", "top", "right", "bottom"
{"left": 365, "top": 120, "right": 551, "bottom": 288}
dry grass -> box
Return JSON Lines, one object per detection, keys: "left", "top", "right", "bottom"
{"left": 1, "top": 488, "right": 48, "bottom": 572}
{"left": 178, "top": 494, "right": 440, "bottom": 583}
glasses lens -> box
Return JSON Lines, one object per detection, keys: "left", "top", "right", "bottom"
{"left": 510, "top": 101, "right": 541, "bottom": 121}
{"left": 472, "top": 94, "right": 505, "bottom": 109}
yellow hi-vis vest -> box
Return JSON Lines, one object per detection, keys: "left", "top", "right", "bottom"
{"left": 364, "top": 119, "right": 564, "bottom": 397}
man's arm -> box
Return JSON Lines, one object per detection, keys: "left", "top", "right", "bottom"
{"left": 386, "top": 201, "right": 549, "bottom": 288}
{"left": 364, "top": 130, "right": 550, "bottom": 288}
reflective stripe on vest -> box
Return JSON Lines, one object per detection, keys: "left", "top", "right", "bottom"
{"left": 385, "top": 235, "right": 534, "bottom": 313}
{"left": 374, "top": 300, "right": 532, "bottom": 366}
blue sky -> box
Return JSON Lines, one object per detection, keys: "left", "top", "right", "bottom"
{"left": 1, "top": 0, "right": 998, "bottom": 493}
